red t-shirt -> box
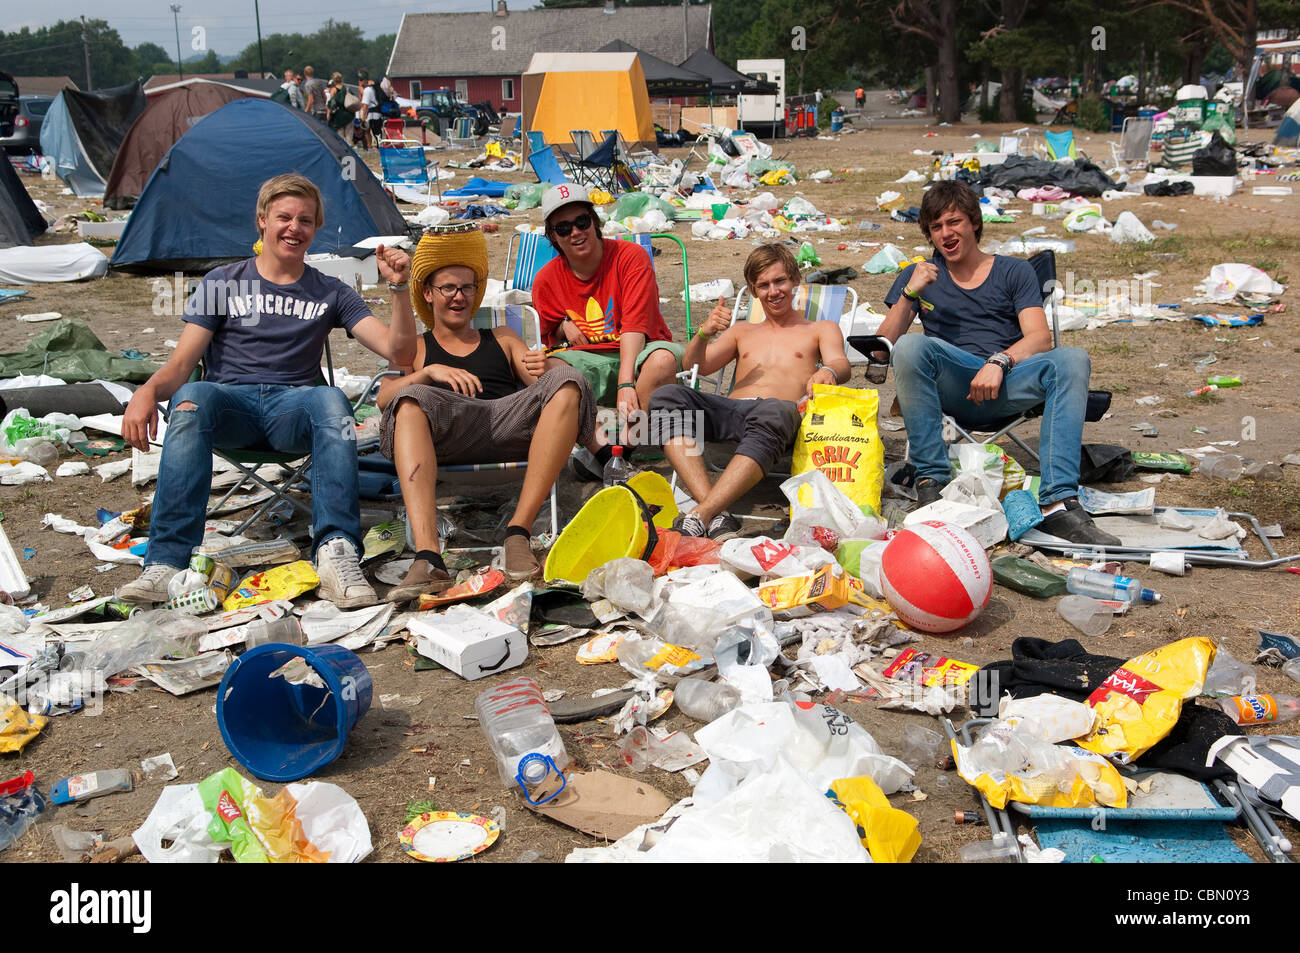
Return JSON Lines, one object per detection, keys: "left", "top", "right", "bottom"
{"left": 532, "top": 238, "right": 672, "bottom": 349}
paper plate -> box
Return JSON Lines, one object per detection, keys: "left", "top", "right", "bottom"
{"left": 400, "top": 811, "right": 499, "bottom": 862}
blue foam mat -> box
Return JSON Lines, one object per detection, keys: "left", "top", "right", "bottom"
{"left": 1033, "top": 818, "right": 1253, "bottom": 863}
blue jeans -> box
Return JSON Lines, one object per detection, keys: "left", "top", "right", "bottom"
{"left": 891, "top": 334, "right": 1091, "bottom": 506}
{"left": 145, "top": 381, "right": 361, "bottom": 569}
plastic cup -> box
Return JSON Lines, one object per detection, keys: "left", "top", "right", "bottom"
{"left": 711, "top": 203, "right": 730, "bottom": 220}
{"left": 901, "top": 723, "right": 941, "bottom": 768}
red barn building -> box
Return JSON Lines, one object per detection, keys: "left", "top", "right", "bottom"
{"left": 386, "top": 1, "right": 713, "bottom": 115}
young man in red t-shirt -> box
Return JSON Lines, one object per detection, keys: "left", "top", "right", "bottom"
{"left": 532, "top": 184, "right": 684, "bottom": 478}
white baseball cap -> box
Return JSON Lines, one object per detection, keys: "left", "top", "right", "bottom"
{"left": 540, "top": 183, "right": 591, "bottom": 223}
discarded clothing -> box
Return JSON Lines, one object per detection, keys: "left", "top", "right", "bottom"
{"left": 454, "top": 204, "right": 511, "bottom": 220}
{"left": 977, "top": 637, "right": 1240, "bottom": 781}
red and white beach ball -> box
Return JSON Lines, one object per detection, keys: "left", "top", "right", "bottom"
{"left": 880, "top": 521, "right": 992, "bottom": 633}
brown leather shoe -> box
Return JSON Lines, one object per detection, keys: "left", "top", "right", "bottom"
{"left": 386, "top": 558, "right": 453, "bottom": 603}
{"left": 502, "top": 533, "right": 540, "bottom": 582}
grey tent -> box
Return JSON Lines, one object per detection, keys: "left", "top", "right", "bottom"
{"left": 0, "top": 157, "right": 46, "bottom": 248}
{"left": 598, "top": 40, "right": 712, "bottom": 98}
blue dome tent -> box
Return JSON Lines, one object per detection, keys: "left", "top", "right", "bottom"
{"left": 110, "top": 98, "right": 407, "bottom": 273}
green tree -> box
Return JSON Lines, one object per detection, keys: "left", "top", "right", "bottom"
{"left": 187, "top": 49, "right": 221, "bottom": 73}
{"left": 133, "top": 42, "right": 170, "bottom": 76}
{"left": 228, "top": 20, "right": 394, "bottom": 83}
{"left": 0, "top": 19, "right": 137, "bottom": 88}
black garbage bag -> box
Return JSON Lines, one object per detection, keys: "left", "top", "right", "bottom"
{"left": 805, "top": 267, "right": 859, "bottom": 285}
{"left": 1191, "top": 132, "right": 1237, "bottom": 176}
{"left": 1143, "top": 180, "right": 1194, "bottom": 196}
{"left": 971, "top": 154, "right": 1119, "bottom": 197}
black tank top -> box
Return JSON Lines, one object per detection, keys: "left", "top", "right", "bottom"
{"left": 421, "top": 329, "right": 518, "bottom": 400}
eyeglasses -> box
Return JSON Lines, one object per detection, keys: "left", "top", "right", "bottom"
{"left": 550, "top": 213, "right": 594, "bottom": 237}
{"left": 429, "top": 283, "right": 478, "bottom": 300}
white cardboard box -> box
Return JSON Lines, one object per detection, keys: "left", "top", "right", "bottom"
{"left": 304, "top": 253, "right": 379, "bottom": 287}
{"left": 409, "top": 604, "right": 527, "bottom": 681}
{"left": 904, "top": 499, "right": 1008, "bottom": 549}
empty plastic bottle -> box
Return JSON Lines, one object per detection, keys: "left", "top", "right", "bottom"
{"left": 475, "top": 676, "right": 570, "bottom": 805}
{"left": 602, "top": 445, "right": 629, "bottom": 487}
{"left": 1282, "top": 658, "right": 1300, "bottom": 686}
{"left": 1066, "top": 568, "right": 1160, "bottom": 604}
{"left": 1216, "top": 693, "right": 1300, "bottom": 727}
{"left": 1057, "top": 594, "right": 1117, "bottom": 636}
{"left": 0, "top": 774, "right": 46, "bottom": 855}
{"left": 674, "top": 677, "right": 742, "bottom": 721}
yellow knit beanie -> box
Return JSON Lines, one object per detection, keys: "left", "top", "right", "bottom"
{"left": 409, "top": 224, "right": 489, "bottom": 330}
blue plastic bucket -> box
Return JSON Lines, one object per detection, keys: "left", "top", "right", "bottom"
{"left": 216, "top": 643, "right": 373, "bottom": 782}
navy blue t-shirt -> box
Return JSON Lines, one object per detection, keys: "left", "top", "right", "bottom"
{"left": 884, "top": 255, "right": 1042, "bottom": 359}
{"left": 182, "top": 258, "right": 370, "bottom": 386}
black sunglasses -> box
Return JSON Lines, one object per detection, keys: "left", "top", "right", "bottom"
{"left": 550, "top": 213, "right": 594, "bottom": 237}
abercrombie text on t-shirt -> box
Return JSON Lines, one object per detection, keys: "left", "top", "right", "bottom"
{"left": 182, "top": 258, "right": 369, "bottom": 386}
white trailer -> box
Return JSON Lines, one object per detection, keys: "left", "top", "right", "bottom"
{"left": 736, "top": 58, "right": 786, "bottom": 138}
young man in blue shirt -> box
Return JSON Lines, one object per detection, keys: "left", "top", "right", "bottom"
{"left": 876, "top": 180, "right": 1120, "bottom": 546}
{"left": 119, "top": 174, "right": 411, "bottom": 606}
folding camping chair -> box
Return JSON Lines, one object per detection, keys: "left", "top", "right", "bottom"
{"left": 570, "top": 130, "right": 597, "bottom": 159}
{"left": 936, "top": 250, "right": 1110, "bottom": 465}
{"left": 493, "top": 115, "right": 519, "bottom": 146}
{"left": 1109, "top": 117, "right": 1153, "bottom": 171}
{"left": 382, "top": 118, "right": 407, "bottom": 143}
{"left": 378, "top": 142, "right": 439, "bottom": 206}
{"left": 502, "top": 230, "right": 560, "bottom": 292}
{"left": 528, "top": 143, "right": 571, "bottom": 186}
{"left": 560, "top": 132, "right": 620, "bottom": 192}
{"left": 436, "top": 305, "right": 560, "bottom": 540}
{"left": 192, "top": 343, "right": 392, "bottom": 537}
{"left": 605, "top": 130, "right": 656, "bottom": 171}
{"left": 620, "top": 232, "right": 692, "bottom": 335}
{"left": 448, "top": 117, "right": 478, "bottom": 149}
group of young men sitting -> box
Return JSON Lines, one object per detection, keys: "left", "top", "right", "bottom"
{"left": 116, "top": 173, "right": 1116, "bottom": 609}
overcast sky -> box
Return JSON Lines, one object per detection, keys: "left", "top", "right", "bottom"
{"left": 8, "top": 0, "right": 507, "bottom": 55}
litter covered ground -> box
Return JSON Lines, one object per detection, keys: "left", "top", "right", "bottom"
{"left": 2, "top": 121, "right": 1299, "bottom": 864}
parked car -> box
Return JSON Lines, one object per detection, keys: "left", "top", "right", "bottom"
{"left": 2, "top": 95, "right": 54, "bottom": 154}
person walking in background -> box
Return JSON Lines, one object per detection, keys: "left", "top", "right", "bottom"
{"left": 326, "top": 72, "right": 352, "bottom": 135}
{"left": 302, "top": 65, "right": 327, "bottom": 121}
{"left": 281, "top": 69, "right": 304, "bottom": 110}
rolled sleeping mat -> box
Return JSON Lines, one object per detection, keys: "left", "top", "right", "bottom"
{"left": 0, "top": 383, "right": 128, "bottom": 418}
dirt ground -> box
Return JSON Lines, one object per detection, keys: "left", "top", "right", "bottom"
{"left": 3, "top": 113, "right": 1299, "bottom": 864}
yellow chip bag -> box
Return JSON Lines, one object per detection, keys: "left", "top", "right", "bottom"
{"left": 0, "top": 693, "right": 48, "bottom": 754}
{"left": 1076, "top": 636, "right": 1216, "bottom": 764}
{"left": 952, "top": 737, "right": 1127, "bottom": 810}
{"left": 223, "top": 560, "right": 321, "bottom": 611}
{"left": 792, "top": 384, "right": 884, "bottom": 517}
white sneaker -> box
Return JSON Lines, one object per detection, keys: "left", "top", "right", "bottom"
{"left": 118, "top": 564, "right": 183, "bottom": 604}
{"left": 315, "top": 538, "right": 377, "bottom": 608}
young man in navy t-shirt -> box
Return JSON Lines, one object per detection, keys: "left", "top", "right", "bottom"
{"left": 876, "top": 180, "right": 1119, "bottom": 546}
{"left": 119, "top": 174, "right": 413, "bottom": 606}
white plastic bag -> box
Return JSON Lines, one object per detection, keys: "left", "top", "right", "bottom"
{"left": 1109, "top": 210, "right": 1156, "bottom": 244}
{"left": 781, "top": 469, "right": 886, "bottom": 551}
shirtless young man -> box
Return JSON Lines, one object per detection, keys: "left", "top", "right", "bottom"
{"left": 649, "top": 243, "right": 850, "bottom": 540}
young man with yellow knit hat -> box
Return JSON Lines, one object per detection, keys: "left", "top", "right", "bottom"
{"left": 119, "top": 174, "right": 409, "bottom": 608}
{"left": 378, "top": 224, "right": 597, "bottom": 601}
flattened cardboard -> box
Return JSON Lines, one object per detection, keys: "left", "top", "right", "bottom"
{"left": 527, "top": 769, "right": 672, "bottom": 841}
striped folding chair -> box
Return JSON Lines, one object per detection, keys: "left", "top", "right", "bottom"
{"left": 502, "top": 231, "right": 560, "bottom": 293}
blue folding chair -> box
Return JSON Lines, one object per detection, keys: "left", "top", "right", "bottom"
{"left": 502, "top": 231, "right": 560, "bottom": 293}
{"left": 378, "top": 143, "right": 439, "bottom": 205}
{"left": 528, "top": 145, "right": 570, "bottom": 186}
